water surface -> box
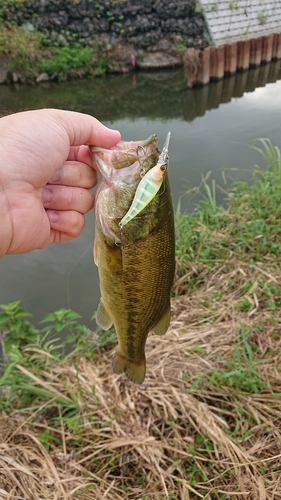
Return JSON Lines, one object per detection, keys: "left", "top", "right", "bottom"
{"left": 1, "top": 63, "right": 281, "bottom": 326}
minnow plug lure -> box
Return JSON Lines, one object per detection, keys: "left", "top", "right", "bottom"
{"left": 119, "top": 131, "right": 171, "bottom": 229}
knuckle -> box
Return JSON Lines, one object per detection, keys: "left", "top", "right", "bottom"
{"left": 70, "top": 212, "right": 85, "bottom": 236}
{"left": 64, "top": 188, "right": 77, "bottom": 209}
{"left": 87, "top": 191, "right": 95, "bottom": 210}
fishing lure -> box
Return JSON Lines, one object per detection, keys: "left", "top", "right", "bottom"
{"left": 119, "top": 131, "right": 171, "bottom": 229}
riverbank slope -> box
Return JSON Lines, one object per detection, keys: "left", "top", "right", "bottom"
{"left": 0, "top": 0, "right": 208, "bottom": 84}
{"left": 1, "top": 139, "right": 281, "bottom": 498}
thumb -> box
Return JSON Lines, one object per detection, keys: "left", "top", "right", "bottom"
{"left": 43, "top": 108, "right": 121, "bottom": 148}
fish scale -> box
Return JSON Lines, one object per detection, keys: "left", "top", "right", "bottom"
{"left": 96, "top": 213, "right": 174, "bottom": 370}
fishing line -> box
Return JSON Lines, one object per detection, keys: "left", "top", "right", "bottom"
{"left": 156, "top": 196, "right": 171, "bottom": 209}
{"left": 155, "top": 176, "right": 167, "bottom": 198}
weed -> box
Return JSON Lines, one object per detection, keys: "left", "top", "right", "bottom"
{"left": 0, "top": 22, "right": 43, "bottom": 72}
{"left": 203, "top": 28, "right": 213, "bottom": 45}
{"left": 38, "top": 43, "right": 96, "bottom": 75}
{"left": 175, "top": 39, "right": 187, "bottom": 56}
{"left": 0, "top": 0, "right": 25, "bottom": 19}
{"left": 0, "top": 301, "right": 116, "bottom": 413}
{"left": 258, "top": 10, "right": 268, "bottom": 25}
{"left": 175, "top": 139, "right": 281, "bottom": 292}
{"left": 188, "top": 325, "right": 269, "bottom": 394}
{"left": 194, "top": 1, "right": 204, "bottom": 14}
{"left": 209, "top": 326, "right": 269, "bottom": 393}
{"left": 0, "top": 20, "right": 109, "bottom": 77}
{"left": 0, "top": 301, "right": 39, "bottom": 364}
{"left": 184, "top": 454, "right": 206, "bottom": 486}
{"left": 238, "top": 298, "right": 251, "bottom": 312}
{"left": 228, "top": 1, "right": 238, "bottom": 10}
{"left": 204, "top": 2, "right": 219, "bottom": 13}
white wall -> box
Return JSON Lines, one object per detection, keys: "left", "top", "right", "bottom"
{"left": 200, "top": 0, "right": 281, "bottom": 45}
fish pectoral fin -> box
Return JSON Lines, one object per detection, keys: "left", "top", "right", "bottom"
{"left": 112, "top": 349, "right": 146, "bottom": 385}
{"left": 93, "top": 238, "right": 98, "bottom": 266}
{"left": 152, "top": 305, "right": 171, "bottom": 335}
{"left": 96, "top": 300, "right": 113, "bottom": 330}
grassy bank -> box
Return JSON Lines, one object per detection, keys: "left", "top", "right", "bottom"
{"left": 1, "top": 139, "right": 281, "bottom": 499}
{"left": 0, "top": 21, "right": 109, "bottom": 80}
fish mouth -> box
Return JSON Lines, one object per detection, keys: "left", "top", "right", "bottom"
{"left": 92, "top": 133, "right": 162, "bottom": 245}
{"left": 90, "top": 134, "right": 159, "bottom": 177}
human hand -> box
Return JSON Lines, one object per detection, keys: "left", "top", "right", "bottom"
{"left": 0, "top": 109, "right": 121, "bottom": 256}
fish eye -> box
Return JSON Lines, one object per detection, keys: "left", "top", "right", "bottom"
{"left": 160, "top": 164, "right": 166, "bottom": 172}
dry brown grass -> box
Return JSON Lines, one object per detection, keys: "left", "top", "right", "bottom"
{"left": 182, "top": 48, "right": 201, "bottom": 75}
{"left": 1, "top": 273, "right": 281, "bottom": 499}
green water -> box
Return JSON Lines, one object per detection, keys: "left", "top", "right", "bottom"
{"left": 1, "top": 63, "right": 281, "bottom": 326}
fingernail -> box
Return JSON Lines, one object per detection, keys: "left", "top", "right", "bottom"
{"left": 43, "top": 187, "right": 52, "bottom": 203}
{"left": 51, "top": 169, "right": 61, "bottom": 182}
{"left": 48, "top": 211, "right": 59, "bottom": 223}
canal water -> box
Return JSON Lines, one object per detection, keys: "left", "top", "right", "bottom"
{"left": 1, "top": 62, "right": 281, "bottom": 327}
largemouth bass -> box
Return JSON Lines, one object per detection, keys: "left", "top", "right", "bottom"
{"left": 90, "top": 133, "right": 175, "bottom": 384}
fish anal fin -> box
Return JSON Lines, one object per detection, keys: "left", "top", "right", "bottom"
{"left": 112, "top": 349, "right": 146, "bottom": 385}
{"left": 96, "top": 300, "right": 113, "bottom": 330}
{"left": 93, "top": 238, "right": 98, "bottom": 266}
{"left": 152, "top": 305, "right": 171, "bottom": 336}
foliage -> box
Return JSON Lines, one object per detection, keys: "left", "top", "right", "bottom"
{"left": 228, "top": 1, "right": 238, "bottom": 10}
{"left": 258, "top": 10, "right": 268, "bottom": 25}
{"left": 204, "top": 2, "right": 218, "bottom": 13}
{"left": 0, "top": 301, "right": 116, "bottom": 412}
{"left": 38, "top": 43, "right": 98, "bottom": 76}
{"left": 189, "top": 325, "right": 269, "bottom": 394}
{"left": 174, "top": 39, "right": 187, "bottom": 56}
{"left": 0, "top": 21, "right": 109, "bottom": 77}
{"left": 0, "top": 0, "right": 25, "bottom": 20}
{"left": 176, "top": 138, "right": 281, "bottom": 287}
{"left": 0, "top": 301, "right": 38, "bottom": 363}
{"left": 0, "top": 22, "right": 43, "bottom": 71}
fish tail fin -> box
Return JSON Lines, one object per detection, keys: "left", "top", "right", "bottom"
{"left": 112, "top": 349, "right": 146, "bottom": 385}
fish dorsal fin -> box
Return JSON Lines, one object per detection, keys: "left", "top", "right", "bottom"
{"left": 96, "top": 300, "right": 113, "bottom": 330}
{"left": 152, "top": 305, "right": 171, "bottom": 335}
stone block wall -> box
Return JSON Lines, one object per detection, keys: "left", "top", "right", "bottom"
{"left": 3, "top": 0, "right": 208, "bottom": 51}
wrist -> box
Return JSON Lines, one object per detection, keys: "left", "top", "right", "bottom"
{"left": 0, "top": 187, "right": 12, "bottom": 257}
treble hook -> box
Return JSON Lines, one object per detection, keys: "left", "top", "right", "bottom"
{"left": 136, "top": 145, "right": 146, "bottom": 177}
{"left": 125, "top": 144, "right": 146, "bottom": 177}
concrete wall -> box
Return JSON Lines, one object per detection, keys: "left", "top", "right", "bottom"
{"left": 200, "top": 0, "right": 281, "bottom": 46}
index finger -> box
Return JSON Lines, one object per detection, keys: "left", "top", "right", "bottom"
{"left": 52, "top": 109, "right": 121, "bottom": 148}
{"left": 67, "top": 145, "right": 94, "bottom": 166}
